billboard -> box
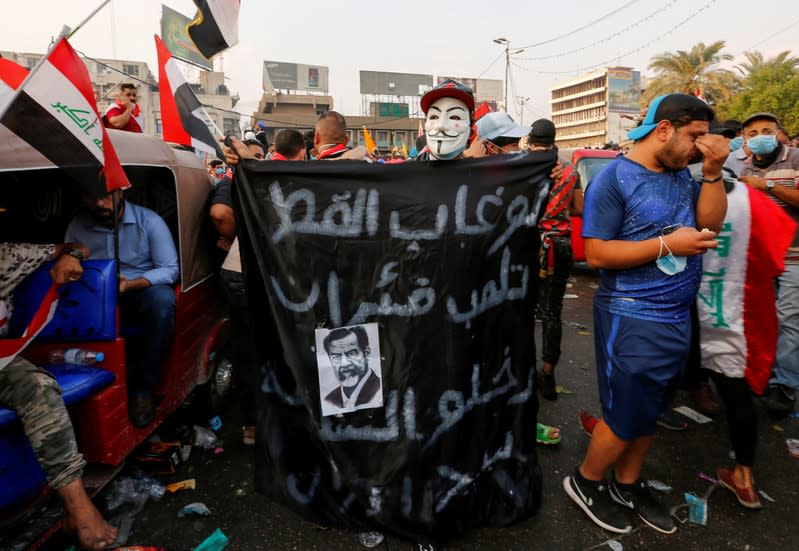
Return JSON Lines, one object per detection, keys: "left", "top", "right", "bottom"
{"left": 263, "top": 61, "right": 330, "bottom": 93}
{"left": 161, "top": 5, "right": 213, "bottom": 71}
{"left": 475, "top": 79, "right": 503, "bottom": 102}
{"left": 437, "top": 77, "right": 503, "bottom": 102}
{"left": 360, "top": 71, "right": 434, "bottom": 97}
{"left": 369, "top": 102, "right": 410, "bottom": 118}
{"left": 607, "top": 67, "right": 641, "bottom": 114}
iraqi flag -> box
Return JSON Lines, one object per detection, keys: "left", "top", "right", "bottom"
{"left": 698, "top": 182, "right": 797, "bottom": 394}
{"left": 187, "top": 0, "right": 240, "bottom": 59}
{"left": 0, "top": 285, "right": 59, "bottom": 371}
{"left": 155, "top": 34, "right": 224, "bottom": 159}
{"left": 0, "top": 58, "right": 28, "bottom": 110}
{"left": 0, "top": 39, "right": 130, "bottom": 197}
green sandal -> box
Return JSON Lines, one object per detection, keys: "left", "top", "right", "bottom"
{"left": 536, "top": 422, "right": 561, "bottom": 445}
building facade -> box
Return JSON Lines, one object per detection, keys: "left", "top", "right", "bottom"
{"left": 550, "top": 66, "right": 642, "bottom": 149}
{"left": 253, "top": 92, "right": 422, "bottom": 154}
{"left": 0, "top": 51, "right": 239, "bottom": 139}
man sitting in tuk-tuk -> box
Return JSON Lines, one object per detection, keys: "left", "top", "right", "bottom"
{"left": 1, "top": 242, "right": 118, "bottom": 550}
{"left": 65, "top": 189, "right": 179, "bottom": 427}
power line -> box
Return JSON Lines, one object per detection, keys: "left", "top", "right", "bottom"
{"left": 513, "top": 0, "right": 719, "bottom": 76}
{"left": 476, "top": 50, "right": 506, "bottom": 79}
{"left": 517, "top": 0, "right": 642, "bottom": 50}
{"left": 75, "top": 48, "right": 156, "bottom": 88}
{"left": 517, "top": 0, "right": 680, "bottom": 62}
{"left": 745, "top": 17, "right": 799, "bottom": 51}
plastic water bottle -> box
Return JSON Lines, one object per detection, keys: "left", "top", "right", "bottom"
{"left": 47, "top": 348, "right": 105, "bottom": 365}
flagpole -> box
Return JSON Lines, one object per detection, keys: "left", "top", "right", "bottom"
{"left": 66, "top": 0, "right": 112, "bottom": 40}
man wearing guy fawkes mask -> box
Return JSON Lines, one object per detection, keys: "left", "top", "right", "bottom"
{"left": 417, "top": 79, "right": 477, "bottom": 161}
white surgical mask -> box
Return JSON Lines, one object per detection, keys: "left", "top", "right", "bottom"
{"left": 425, "top": 97, "right": 470, "bottom": 160}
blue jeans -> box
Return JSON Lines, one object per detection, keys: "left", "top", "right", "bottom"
{"left": 771, "top": 264, "right": 799, "bottom": 390}
{"left": 120, "top": 284, "right": 176, "bottom": 392}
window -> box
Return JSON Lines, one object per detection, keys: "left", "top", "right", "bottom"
{"left": 223, "top": 118, "right": 238, "bottom": 135}
{"left": 376, "top": 131, "right": 389, "bottom": 148}
{"left": 123, "top": 64, "right": 139, "bottom": 76}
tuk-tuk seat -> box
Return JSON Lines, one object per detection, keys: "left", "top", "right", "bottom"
{"left": 0, "top": 365, "right": 115, "bottom": 512}
{"left": 0, "top": 365, "right": 116, "bottom": 427}
{"left": 9, "top": 259, "right": 118, "bottom": 341}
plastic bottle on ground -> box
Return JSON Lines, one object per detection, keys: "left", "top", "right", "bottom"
{"left": 47, "top": 348, "right": 105, "bottom": 365}
{"left": 358, "top": 531, "right": 384, "bottom": 548}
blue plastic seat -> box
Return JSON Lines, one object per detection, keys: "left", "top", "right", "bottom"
{"left": 0, "top": 365, "right": 116, "bottom": 426}
{"left": 1, "top": 259, "right": 119, "bottom": 512}
{"left": 8, "top": 259, "right": 118, "bottom": 341}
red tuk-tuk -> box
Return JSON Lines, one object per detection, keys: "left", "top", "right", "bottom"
{"left": 563, "top": 149, "right": 619, "bottom": 262}
{"left": 0, "top": 128, "right": 231, "bottom": 548}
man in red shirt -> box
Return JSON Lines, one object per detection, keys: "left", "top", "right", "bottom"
{"left": 103, "top": 83, "right": 143, "bottom": 133}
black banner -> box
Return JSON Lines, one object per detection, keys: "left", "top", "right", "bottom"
{"left": 234, "top": 152, "right": 556, "bottom": 540}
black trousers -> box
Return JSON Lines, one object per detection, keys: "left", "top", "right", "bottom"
{"left": 537, "top": 237, "right": 573, "bottom": 367}
{"left": 682, "top": 302, "right": 711, "bottom": 391}
{"left": 220, "top": 268, "right": 258, "bottom": 426}
{"left": 709, "top": 371, "right": 757, "bottom": 467}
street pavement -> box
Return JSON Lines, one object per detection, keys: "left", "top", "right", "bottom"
{"left": 46, "top": 272, "right": 799, "bottom": 550}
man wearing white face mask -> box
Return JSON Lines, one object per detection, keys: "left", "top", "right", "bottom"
{"left": 739, "top": 112, "right": 799, "bottom": 416}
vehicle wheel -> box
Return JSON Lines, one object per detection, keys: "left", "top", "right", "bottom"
{"left": 207, "top": 347, "right": 234, "bottom": 413}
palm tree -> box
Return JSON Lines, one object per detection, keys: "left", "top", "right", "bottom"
{"left": 643, "top": 41, "right": 740, "bottom": 105}
{"left": 736, "top": 50, "right": 799, "bottom": 78}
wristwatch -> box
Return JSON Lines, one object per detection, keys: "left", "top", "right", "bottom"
{"left": 64, "top": 247, "right": 86, "bottom": 261}
{"left": 766, "top": 180, "right": 775, "bottom": 193}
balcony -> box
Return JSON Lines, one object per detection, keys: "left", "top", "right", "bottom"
{"left": 551, "top": 100, "right": 607, "bottom": 116}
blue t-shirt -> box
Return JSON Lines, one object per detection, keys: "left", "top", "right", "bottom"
{"left": 582, "top": 156, "right": 702, "bottom": 322}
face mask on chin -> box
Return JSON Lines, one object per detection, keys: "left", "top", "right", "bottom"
{"left": 424, "top": 97, "right": 471, "bottom": 160}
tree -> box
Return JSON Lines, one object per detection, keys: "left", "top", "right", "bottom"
{"left": 719, "top": 50, "right": 799, "bottom": 135}
{"left": 736, "top": 50, "right": 799, "bottom": 78}
{"left": 643, "top": 41, "right": 740, "bottom": 105}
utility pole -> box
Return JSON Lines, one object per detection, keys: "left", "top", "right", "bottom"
{"left": 494, "top": 38, "right": 509, "bottom": 111}
{"left": 493, "top": 38, "right": 525, "bottom": 113}
{"left": 517, "top": 97, "right": 530, "bottom": 124}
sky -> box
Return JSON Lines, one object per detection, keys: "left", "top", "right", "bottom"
{"left": 2, "top": 0, "right": 798, "bottom": 126}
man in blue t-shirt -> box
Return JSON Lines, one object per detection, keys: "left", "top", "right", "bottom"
{"left": 563, "top": 93, "right": 729, "bottom": 535}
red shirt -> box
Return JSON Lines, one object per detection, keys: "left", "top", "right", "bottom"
{"left": 103, "top": 103, "right": 143, "bottom": 133}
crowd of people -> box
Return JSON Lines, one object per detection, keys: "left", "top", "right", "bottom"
{"left": 1, "top": 76, "right": 797, "bottom": 548}
{"left": 215, "top": 81, "right": 798, "bottom": 540}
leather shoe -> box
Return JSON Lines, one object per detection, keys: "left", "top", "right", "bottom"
{"left": 716, "top": 468, "right": 762, "bottom": 509}
{"left": 129, "top": 393, "right": 155, "bottom": 428}
{"left": 763, "top": 384, "right": 795, "bottom": 417}
{"left": 692, "top": 382, "right": 721, "bottom": 416}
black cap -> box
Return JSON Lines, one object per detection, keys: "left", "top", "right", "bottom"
{"left": 421, "top": 79, "right": 475, "bottom": 115}
{"left": 709, "top": 121, "right": 736, "bottom": 139}
{"left": 742, "top": 112, "right": 780, "bottom": 130}
{"left": 529, "top": 118, "right": 556, "bottom": 146}
{"left": 724, "top": 119, "right": 742, "bottom": 134}
{"left": 627, "top": 93, "right": 715, "bottom": 140}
